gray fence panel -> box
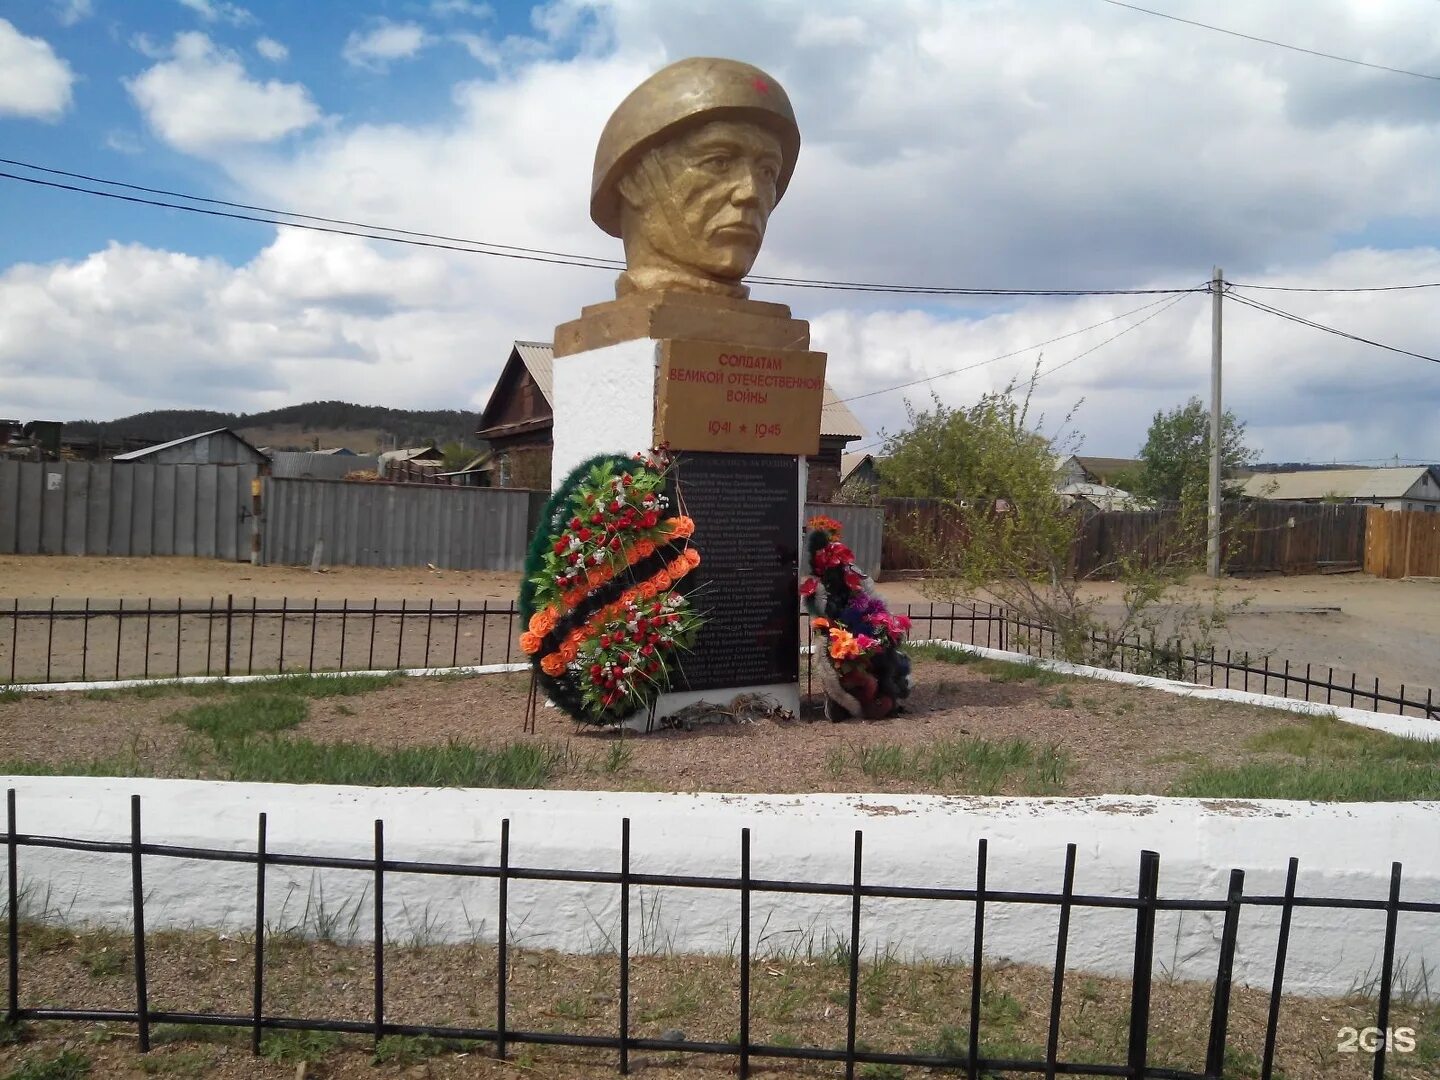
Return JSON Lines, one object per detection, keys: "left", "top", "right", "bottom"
{"left": 174, "top": 466, "right": 198, "bottom": 557}
{"left": 0, "top": 461, "right": 17, "bottom": 553}
{"left": 61, "top": 462, "right": 86, "bottom": 556}
{"left": 152, "top": 465, "right": 176, "bottom": 555}
{"left": 16, "top": 465, "right": 41, "bottom": 554}
{"left": 262, "top": 477, "right": 532, "bottom": 570}
{"left": 805, "top": 502, "right": 884, "bottom": 579}
{"left": 85, "top": 463, "right": 111, "bottom": 555}
{"left": 268, "top": 452, "right": 381, "bottom": 480}
{"left": 194, "top": 466, "right": 218, "bottom": 558}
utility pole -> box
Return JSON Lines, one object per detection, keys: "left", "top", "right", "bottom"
{"left": 1207, "top": 267, "right": 1223, "bottom": 578}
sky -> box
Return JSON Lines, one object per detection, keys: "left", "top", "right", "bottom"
{"left": 1, "top": 0, "right": 1438, "bottom": 465}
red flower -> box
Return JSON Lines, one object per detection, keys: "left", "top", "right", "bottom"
{"left": 590, "top": 512, "right": 603, "bottom": 525}
{"left": 609, "top": 536, "right": 622, "bottom": 551}
{"left": 553, "top": 539, "right": 567, "bottom": 554}
{"left": 641, "top": 510, "right": 659, "bottom": 528}
{"left": 570, "top": 516, "right": 583, "bottom": 530}
{"left": 641, "top": 644, "right": 655, "bottom": 657}
{"left": 608, "top": 500, "right": 622, "bottom": 513}
{"left": 799, "top": 577, "right": 818, "bottom": 597}
{"left": 577, "top": 527, "right": 592, "bottom": 541}
{"left": 622, "top": 474, "right": 633, "bottom": 486}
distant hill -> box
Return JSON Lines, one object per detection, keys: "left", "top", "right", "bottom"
{"left": 63, "top": 402, "right": 480, "bottom": 454}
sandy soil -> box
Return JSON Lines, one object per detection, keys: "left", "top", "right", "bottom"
{"left": 0, "top": 661, "right": 1358, "bottom": 797}
{"left": 1, "top": 555, "right": 1436, "bottom": 695}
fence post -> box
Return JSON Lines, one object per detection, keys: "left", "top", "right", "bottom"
{"left": 373, "top": 819, "right": 385, "bottom": 1051}
{"left": 739, "top": 827, "right": 751, "bottom": 1079}
{"left": 1125, "top": 850, "right": 1159, "bottom": 1078}
{"left": 252, "top": 813, "right": 266, "bottom": 1055}
{"left": 130, "top": 795, "right": 151, "bottom": 1052}
{"left": 1260, "top": 858, "right": 1298, "bottom": 1080}
{"left": 968, "top": 838, "right": 987, "bottom": 1080}
{"left": 1204, "top": 868, "right": 1245, "bottom": 1074}
{"left": 1372, "top": 863, "right": 1404, "bottom": 1080}
{"left": 1044, "top": 844, "right": 1077, "bottom": 1079}
{"left": 6, "top": 790, "right": 18, "bottom": 1024}
{"left": 497, "top": 818, "right": 509, "bottom": 1061}
{"left": 619, "top": 817, "right": 630, "bottom": 1075}
{"left": 845, "top": 829, "right": 863, "bottom": 1080}
{"left": 225, "top": 594, "right": 233, "bottom": 678}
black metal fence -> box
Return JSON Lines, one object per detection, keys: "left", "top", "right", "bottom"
{"left": 902, "top": 604, "right": 1440, "bottom": 720}
{"left": 2, "top": 598, "right": 1436, "bottom": 721}
{"left": 4, "top": 790, "right": 1433, "bottom": 1078}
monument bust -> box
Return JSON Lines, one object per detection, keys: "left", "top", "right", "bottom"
{"left": 591, "top": 57, "right": 800, "bottom": 301}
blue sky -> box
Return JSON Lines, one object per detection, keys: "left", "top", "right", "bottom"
{"left": 1, "top": 0, "right": 1438, "bottom": 463}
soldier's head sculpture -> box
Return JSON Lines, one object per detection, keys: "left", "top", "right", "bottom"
{"left": 591, "top": 57, "right": 800, "bottom": 300}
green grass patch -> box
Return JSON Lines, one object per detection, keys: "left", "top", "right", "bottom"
{"left": 217, "top": 738, "right": 567, "bottom": 787}
{"left": 975, "top": 658, "right": 1071, "bottom": 686}
{"left": 904, "top": 642, "right": 980, "bottom": 665}
{"left": 3, "top": 1049, "right": 90, "bottom": 1080}
{"left": 79, "top": 672, "right": 404, "bottom": 703}
{"left": 833, "top": 736, "right": 1068, "bottom": 795}
{"left": 0, "top": 689, "right": 24, "bottom": 704}
{"left": 1172, "top": 715, "right": 1440, "bottom": 801}
{"left": 168, "top": 695, "right": 307, "bottom": 741}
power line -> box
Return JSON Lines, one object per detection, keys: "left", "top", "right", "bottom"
{"left": 838, "top": 292, "right": 1188, "bottom": 405}
{"left": 1227, "top": 290, "right": 1440, "bottom": 364}
{"left": 1098, "top": 0, "right": 1440, "bottom": 83}
{"left": 0, "top": 160, "right": 1203, "bottom": 298}
{"left": 1031, "top": 292, "right": 1192, "bottom": 381}
{"left": 1227, "top": 279, "right": 1440, "bottom": 293}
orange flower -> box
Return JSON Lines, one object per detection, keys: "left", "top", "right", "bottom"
{"left": 519, "top": 630, "right": 543, "bottom": 655}
{"left": 667, "top": 555, "right": 690, "bottom": 580}
{"left": 811, "top": 617, "right": 830, "bottom": 630}
{"left": 563, "top": 587, "right": 587, "bottom": 609}
{"left": 633, "top": 538, "right": 656, "bottom": 559}
{"left": 667, "top": 515, "right": 695, "bottom": 539}
{"left": 684, "top": 548, "right": 701, "bottom": 568}
{"left": 540, "top": 652, "right": 567, "bottom": 676}
{"left": 621, "top": 587, "right": 639, "bottom": 605}
{"left": 639, "top": 581, "right": 658, "bottom": 600}
{"left": 528, "top": 607, "right": 558, "bottom": 636}
{"left": 565, "top": 627, "right": 586, "bottom": 648}
{"left": 652, "top": 569, "right": 673, "bottom": 589}
{"left": 828, "top": 627, "right": 861, "bottom": 661}
{"left": 559, "top": 639, "right": 580, "bottom": 663}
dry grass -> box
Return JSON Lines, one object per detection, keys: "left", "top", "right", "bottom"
{"left": 1, "top": 923, "right": 1436, "bottom": 1079}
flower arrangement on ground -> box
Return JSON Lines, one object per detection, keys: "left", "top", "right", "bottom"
{"left": 801, "top": 515, "right": 911, "bottom": 720}
{"left": 519, "top": 450, "right": 703, "bottom": 725}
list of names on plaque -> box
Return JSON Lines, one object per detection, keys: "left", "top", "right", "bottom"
{"left": 670, "top": 452, "right": 799, "bottom": 691}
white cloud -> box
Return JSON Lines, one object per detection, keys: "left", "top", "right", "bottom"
{"left": 431, "top": 0, "right": 492, "bottom": 17}
{"left": 175, "top": 0, "right": 254, "bottom": 26}
{"left": 104, "top": 129, "right": 143, "bottom": 154}
{"left": 255, "top": 35, "right": 288, "bottom": 62}
{"left": 342, "top": 20, "right": 431, "bottom": 71}
{"left": 7, "top": 0, "right": 1440, "bottom": 462}
{"left": 51, "top": 0, "right": 93, "bottom": 27}
{"left": 125, "top": 32, "right": 321, "bottom": 153}
{"left": 0, "top": 18, "right": 74, "bottom": 120}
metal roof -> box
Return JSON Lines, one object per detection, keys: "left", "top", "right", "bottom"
{"left": 840, "top": 450, "right": 873, "bottom": 482}
{"left": 514, "top": 341, "right": 555, "bottom": 404}
{"left": 1242, "top": 466, "right": 1439, "bottom": 501}
{"left": 112, "top": 428, "right": 264, "bottom": 461}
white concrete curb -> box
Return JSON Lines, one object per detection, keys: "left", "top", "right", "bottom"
{"left": 3, "top": 777, "right": 1436, "bottom": 997}
{"left": 911, "top": 639, "right": 1440, "bottom": 742}
{"left": 0, "top": 662, "right": 531, "bottom": 694}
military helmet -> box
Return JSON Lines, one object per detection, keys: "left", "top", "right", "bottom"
{"left": 590, "top": 57, "right": 800, "bottom": 238}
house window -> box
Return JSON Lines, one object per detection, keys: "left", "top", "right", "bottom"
{"left": 1427, "top": 504, "right": 1436, "bottom": 513}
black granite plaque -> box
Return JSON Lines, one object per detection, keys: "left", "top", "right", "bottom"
{"left": 669, "top": 452, "right": 800, "bottom": 691}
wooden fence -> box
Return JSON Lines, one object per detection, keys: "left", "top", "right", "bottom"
{"left": 1365, "top": 506, "right": 1440, "bottom": 579}
{"left": 880, "top": 499, "right": 1369, "bottom": 578}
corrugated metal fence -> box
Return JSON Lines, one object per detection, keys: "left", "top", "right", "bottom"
{"left": 0, "top": 461, "right": 257, "bottom": 560}
{"left": 804, "top": 501, "right": 883, "bottom": 578}
{"left": 261, "top": 477, "right": 536, "bottom": 570}
{"left": 268, "top": 452, "right": 381, "bottom": 480}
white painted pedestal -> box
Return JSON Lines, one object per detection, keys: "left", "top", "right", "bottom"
{"left": 552, "top": 338, "right": 805, "bottom": 728}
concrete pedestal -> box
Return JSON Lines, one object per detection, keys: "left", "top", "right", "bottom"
{"left": 552, "top": 338, "right": 804, "bottom": 727}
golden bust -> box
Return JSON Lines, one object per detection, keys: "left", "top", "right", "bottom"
{"left": 591, "top": 57, "right": 800, "bottom": 300}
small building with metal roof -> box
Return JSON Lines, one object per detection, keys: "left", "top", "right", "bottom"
{"left": 1241, "top": 466, "right": 1440, "bottom": 512}
{"left": 112, "top": 428, "right": 268, "bottom": 466}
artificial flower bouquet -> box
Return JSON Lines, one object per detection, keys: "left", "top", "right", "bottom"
{"left": 801, "top": 515, "right": 911, "bottom": 719}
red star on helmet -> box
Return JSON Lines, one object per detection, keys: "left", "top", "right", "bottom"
{"left": 751, "top": 76, "right": 770, "bottom": 94}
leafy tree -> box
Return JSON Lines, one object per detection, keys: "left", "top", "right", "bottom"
{"left": 882, "top": 379, "right": 1241, "bottom": 668}
{"left": 1121, "top": 397, "right": 1254, "bottom": 505}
